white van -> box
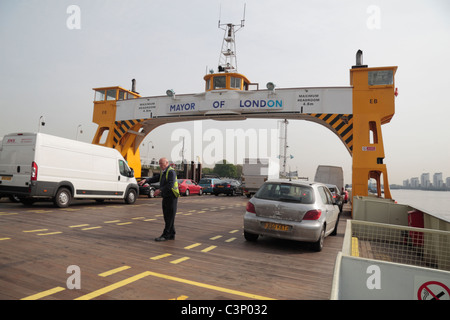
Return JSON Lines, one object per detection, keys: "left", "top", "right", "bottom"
{"left": 0, "top": 133, "right": 139, "bottom": 207}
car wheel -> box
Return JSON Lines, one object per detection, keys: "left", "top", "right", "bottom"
{"left": 185, "top": 189, "right": 190, "bottom": 196}
{"left": 54, "top": 187, "right": 71, "bottom": 208}
{"left": 244, "top": 230, "right": 259, "bottom": 242}
{"left": 312, "top": 226, "right": 325, "bottom": 252}
{"left": 125, "top": 189, "right": 137, "bottom": 204}
{"left": 198, "top": 189, "right": 203, "bottom": 196}
{"left": 148, "top": 189, "right": 155, "bottom": 198}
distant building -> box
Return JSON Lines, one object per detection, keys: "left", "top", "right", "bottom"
{"left": 410, "top": 177, "right": 420, "bottom": 188}
{"left": 421, "top": 173, "right": 430, "bottom": 188}
{"left": 433, "top": 172, "right": 443, "bottom": 189}
{"left": 403, "top": 179, "right": 409, "bottom": 188}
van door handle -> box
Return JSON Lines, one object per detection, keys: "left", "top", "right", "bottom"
{"left": 118, "top": 176, "right": 120, "bottom": 181}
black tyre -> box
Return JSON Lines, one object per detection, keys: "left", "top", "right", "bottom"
{"left": 54, "top": 188, "right": 71, "bottom": 208}
{"left": 312, "top": 226, "right": 325, "bottom": 252}
{"left": 125, "top": 189, "right": 137, "bottom": 204}
{"left": 244, "top": 230, "right": 259, "bottom": 242}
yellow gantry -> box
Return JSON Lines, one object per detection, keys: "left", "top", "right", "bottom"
{"left": 90, "top": 57, "right": 398, "bottom": 205}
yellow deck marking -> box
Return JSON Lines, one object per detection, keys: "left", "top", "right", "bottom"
{"left": 75, "top": 272, "right": 151, "bottom": 300}
{"left": 145, "top": 271, "right": 276, "bottom": 300}
{"left": 37, "top": 231, "right": 62, "bottom": 236}
{"left": 184, "top": 243, "right": 202, "bottom": 250}
{"left": 21, "top": 286, "right": 65, "bottom": 300}
{"left": 210, "top": 235, "right": 222, "bottom": 240}
{"left": 170, "top": 257, "right": 190, "bottom": 264}
{"left": 143, "top": 218, "right": 156, "bottom": 221}
{"left": 0, "top": 212, "right": 17, "bottom": 216}
{"left": 69, "top": 224, "right": 89, "bottom": 228}
{"left": 116, "top": 222, "right": 133, "bottom": 226}
{"left": 229, "top": 229, "right": 239, "bottom": 234}
{"left": 104, "top": 220, "right": 121, "bottom": 223}
{"left": 82, "top": 226, "right": 102, "bottom": 231}
{"left": 150, "top": 253, "right": 172, "bottom": 260}
{"left": 23, "top": 229, "right": 48, "bottom": 233}
{"left": 201, "top": 245, "right": 217, "bottom": 253}
{"left": 225, "top": 237, "right": 236, "bottom": 243}
{"left": 169, "top": 295, "right": 189, "bottom": 300}
{"left": 132, "top": 217, "right": 145, "bottom": 220}
{"left": 0, "top": 237, "right": 11, "bottom": 241}
{"left": 351, "top": 237, "right": 359, "bottom": 257}
{"left": 98, "top": 266, "right": 131, "bottom": 277}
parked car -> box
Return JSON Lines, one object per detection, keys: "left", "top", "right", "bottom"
{"left": 137, "top": 178, "right": 159, "bottom": 198}
{"left": 213, "top": 179, "right": 243, "bottom": 196}
{"left": 198, "top": 178, "right": 222, "bottom": 194}
{"left": 326, "top": 184, "right": 344, "bottom": 212}
{"left": 178, "top": 179, "right": 203, "bottom": 196}
{"left": 243, "top": 180, "right": 341, "bottom": 252}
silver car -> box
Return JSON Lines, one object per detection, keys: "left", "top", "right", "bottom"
{"left": 243, "top": 180, "right": 341, "bottom": 251}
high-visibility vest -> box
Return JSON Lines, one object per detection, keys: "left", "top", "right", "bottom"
{"left": 160, "top": 167, "right": 180, "bottom": 197}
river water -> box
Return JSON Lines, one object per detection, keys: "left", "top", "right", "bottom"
{"left": 390, "top": 189, "right": 450, "bottom": 222}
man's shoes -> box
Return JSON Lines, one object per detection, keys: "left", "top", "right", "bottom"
{"left": 154, "top": 235, "right": 175, "bottom": 241}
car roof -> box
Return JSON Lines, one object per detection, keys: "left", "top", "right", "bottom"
{"left": 265, "top": 179, "right": 325, "bottom": 187}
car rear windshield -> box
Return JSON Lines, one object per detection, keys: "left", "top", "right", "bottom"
{"left": 255, "top": 183, "right": 315, "bottom": 204}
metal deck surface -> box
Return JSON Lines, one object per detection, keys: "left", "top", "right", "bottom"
{"left": 0, "top": 195, "right": 350, "bottom": 300}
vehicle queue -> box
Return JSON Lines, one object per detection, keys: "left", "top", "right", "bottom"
{"left": 135, "top": 171, "right": 345, "bottom": 252}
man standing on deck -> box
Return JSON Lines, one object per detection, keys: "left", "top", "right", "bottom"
{"left": 139, "top": 157, "right": 180, "bottom": 241}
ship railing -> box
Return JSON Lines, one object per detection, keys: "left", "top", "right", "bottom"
{"left": 343, "top": 219, "right": 450, "bottom": 272}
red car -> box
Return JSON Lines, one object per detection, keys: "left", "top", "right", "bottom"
{"left": 177, "top": 179, "right": 203, "bottom": 196}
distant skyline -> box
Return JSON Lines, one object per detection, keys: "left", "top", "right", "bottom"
{"left": 1, "top": 0, "right": 449, "bottom": 185}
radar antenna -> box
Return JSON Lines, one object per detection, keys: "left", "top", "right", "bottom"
{"left": 217, "top": 4, "right": 246, "bottom": 73}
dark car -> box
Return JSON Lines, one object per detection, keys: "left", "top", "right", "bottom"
{"left": 137, "top": 178, "right": 159, "bottom": 198}
{"left": 326, "top": 184, "right": 343, "bottom": 212}
{"left": 213, "top": 179, "right": 243, "bottom": 196}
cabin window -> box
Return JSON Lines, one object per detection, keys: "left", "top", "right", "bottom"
{"left": 106, "top": 89, "right": 117, "bottom": 101}
{"left": 94, "top": 90, "right": 106, "bottom": 101}
{"left": 213, "top": 76, "right": 226, "bottom": 89}
{"left": 127, "top": 92, "right": 137, "bottom": 99}
{"left": 205, "top": 79, "right": 211, "bottom": 91}
{"left": 118, "top": 90, "right": 126, "bottom": 100}
{"left": 230, "top": 77, "right": 241, "bottom": 89}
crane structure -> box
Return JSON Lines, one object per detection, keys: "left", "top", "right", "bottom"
{"left": 91, "top": 22, "right": 397, "bottom": 203}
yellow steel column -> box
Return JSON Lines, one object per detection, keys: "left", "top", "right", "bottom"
{"left": 350, "top": 65, "right": 397, "bottom": 200}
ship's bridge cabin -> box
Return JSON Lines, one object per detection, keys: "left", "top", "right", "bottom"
{"left": 93, "top": 86, "right": 140, "bottom": 102}
{"left": 204, "top": 72, "right": 252, "bottom": 92}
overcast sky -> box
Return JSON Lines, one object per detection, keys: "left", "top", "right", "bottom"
{"left": 1, "top": 0, "right": 449, "bottom": 185}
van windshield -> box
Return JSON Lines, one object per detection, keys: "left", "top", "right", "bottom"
{"left": 255, "top": 183, "right": 314, "bottom": 204}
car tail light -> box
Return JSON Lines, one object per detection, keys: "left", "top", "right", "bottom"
{"left": 303, "top": 209, "right": 321, "bottom": 220}
{"left": 31, "top": 161, "right": 38, "bottom": 181}
{"left": 246, "top": 202, "right": 256, "bottom": 214}
{"left": 227, "top": 184, "right": 231, "bottom": 188}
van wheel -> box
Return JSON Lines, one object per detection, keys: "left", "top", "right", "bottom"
{"left": 125, "top": 189, "right": 137, "bottom": 204}
{"left": 54, "top": 188, "right": 71, "bottom": 208}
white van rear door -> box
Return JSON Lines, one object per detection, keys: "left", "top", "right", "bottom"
{"left": 0, "top": 134, "right": 36, "bottom": 188}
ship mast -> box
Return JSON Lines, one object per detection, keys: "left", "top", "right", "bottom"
{"left": 217, "top": 4, "right": 245, "bottom": 73}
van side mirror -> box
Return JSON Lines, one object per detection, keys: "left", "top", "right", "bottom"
{"left": 128, "top": 168, "right": 135, "bottom": 178}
